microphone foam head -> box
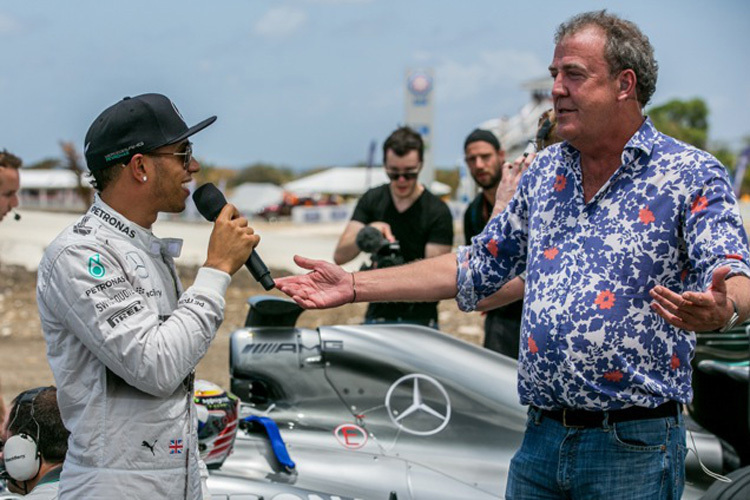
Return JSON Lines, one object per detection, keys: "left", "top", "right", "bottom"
{"left": 192, "top": 183, "right": 227, "bottom": 221}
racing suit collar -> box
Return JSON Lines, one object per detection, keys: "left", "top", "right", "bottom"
{"left": 90, "top": 195, "right": 183, "bottom": 258}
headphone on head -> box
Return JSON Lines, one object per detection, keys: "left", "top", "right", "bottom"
{"left": 2, "top": 387, "right": 48, "bottom": 482}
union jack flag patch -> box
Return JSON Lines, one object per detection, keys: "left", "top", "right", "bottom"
{"left": 169, "top": 439, "right": 183, "bottom": 454}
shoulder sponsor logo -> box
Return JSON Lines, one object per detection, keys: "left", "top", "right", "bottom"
{"left": 73, "top": 216, "right": 92, "bottom": 236}
{"left": 88, "top": 253, "right": 106, "bottom": 278}
{"left": 85, "top": 275, "right": 126, "bottom": 296}
{"left": 135, "top": 286, "right": 163, "bottom": 298}
{"left": 125, "top": 252, "right": 149, "bottom": 278}
{"left": 179, "top": 297, "right": 205, "bottom": 308}
{"left": 107, "top": 300, "right": 144, "bottom": 327}
{"left": 90, "top": 205, "right": 136, "bottom": 239}
{"left": 95, "top": 288, "right": 136, "bottom": 312}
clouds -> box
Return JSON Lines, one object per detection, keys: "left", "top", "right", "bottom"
{"left": 0, "top": 12, "right": 21, "bottom": 35}
{"left": 436, "top": 49, "right": 548, "bottom": 103}
{"left": 253, "top": 6, "right": 308, "bottom": 39}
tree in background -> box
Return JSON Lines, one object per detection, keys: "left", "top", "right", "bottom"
{"left": 648, "top": 98, "right": 708, "bottom": 149}
{"left": 60, "top": 141, "right": 93, "bottom": 208}
{"left": 647, "top": 97, "right": 750, "bottom": 195}
{"left": 229, "top": 162, "right": 296, "bottom": 187}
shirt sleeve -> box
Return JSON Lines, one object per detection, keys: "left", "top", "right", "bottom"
{"left": 39, "top": 243, "right": 230, "bottom": 398}
{"left": 351, "top": 188, "right": 376, "bottom": 224}
{"left": 683, "top": 158, "right": 750, "bottom": 288}
{"left": 456, "top": 174, "right": 531, "bottom": 312}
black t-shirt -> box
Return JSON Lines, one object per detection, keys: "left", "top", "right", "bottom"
{"left": 351, "top": 184, "right": 453, "bottom": 325}
{"left": 463, "top": 192, "right": 523, "bottom": 321}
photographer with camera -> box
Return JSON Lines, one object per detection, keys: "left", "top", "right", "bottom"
{"left": 333, "top": 126, "right": 453, "bottom": 328}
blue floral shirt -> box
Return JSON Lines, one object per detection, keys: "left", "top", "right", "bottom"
{"left": 456, "top": 118, "right": 750, "bottom": 410}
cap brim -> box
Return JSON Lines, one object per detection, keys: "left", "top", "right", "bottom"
{"left": 169, "top": 115, "right": 217, "bottom": 146}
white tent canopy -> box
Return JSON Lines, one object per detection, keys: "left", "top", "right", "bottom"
{"left": 19, "top": 169, "right": 81, "bottom": 189}
{"left": 227, "top": 183, "right": 285, "bottom": 215}
{"left": 284, "top": 167, "right": 451, "bottom": 197}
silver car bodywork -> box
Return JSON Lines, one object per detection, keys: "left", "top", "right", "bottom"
{"left": 206, "top": 297, "right": 729, "bottom": 499}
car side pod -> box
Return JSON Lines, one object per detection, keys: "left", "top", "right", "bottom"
{"left": 240, "top": 415, "right": 296, "bottom": 472}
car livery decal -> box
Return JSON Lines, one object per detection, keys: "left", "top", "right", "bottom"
{"left": 333, "top": 424, "right": 368, "bottom": 450}
{"left": 385, "top": 374, "right": 451, "bottom": 436}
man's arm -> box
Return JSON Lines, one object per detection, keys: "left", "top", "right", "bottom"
{"left": 333, "top": 220, "right": 365, "bottom": 265}
{"left": 476, "top": 276, "right": 525, "bottom": 311}
{"left": 650, "top": 268, "right": 750, "bottom": 332}
{"left": 276, "top": 252, "right": 459, "bottom": 309}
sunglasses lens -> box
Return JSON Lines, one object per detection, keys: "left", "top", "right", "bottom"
{"left": 387, "top": 171, "right": 417, "bottom": 180}
{"left": 184, "top": 144, "right": 192, "bottom": 169}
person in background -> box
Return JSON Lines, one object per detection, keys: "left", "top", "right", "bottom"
{"left": 1, "top": 386, "right": 67, "bottom": 499}
{"left": 275, "top": 10, "right": 750, "bottom": 498}
{"left": 463, "top": 129, "right": 524, "bottom": 357}
{"left": 333, "top": 126, "right": 453, "bottom": 328}
{"left": 0, "top": 149, "right": 21, "bottom": 223}
{"left": 0, "top": 149, "right": 23, "bottom": 469}
{"left": 464, "top": 112, "right": 563, "bottom": 356}
{"left": 36, "top": 93, "right": 259, "bottom": 499}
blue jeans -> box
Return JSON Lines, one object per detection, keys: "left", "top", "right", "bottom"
{"left": 506, "top": 406, "right": 686, "bottom": 499}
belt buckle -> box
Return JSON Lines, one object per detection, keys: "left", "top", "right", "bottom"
{"left": 562, "top": 409, "right": 584, "bottom": 429}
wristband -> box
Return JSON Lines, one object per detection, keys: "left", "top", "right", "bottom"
{"left": 350, "top": 272, "right": 357, "bottom": 303}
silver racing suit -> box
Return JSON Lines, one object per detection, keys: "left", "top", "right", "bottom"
{"left": 37, "top": 197, "right": 230, "bottom": 499}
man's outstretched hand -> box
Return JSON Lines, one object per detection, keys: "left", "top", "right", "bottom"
{"left": 275, "top": 255, "right": 354, "bottom": 309}
{"left": 649, "top": 266, "right": 738, "bottom": 332}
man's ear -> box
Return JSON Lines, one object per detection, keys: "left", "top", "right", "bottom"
{"left": 127, "top": 154, "right": 149, "bottom": 182}
{"left": 617, "top": 69, "right": 637, "bottom": 101}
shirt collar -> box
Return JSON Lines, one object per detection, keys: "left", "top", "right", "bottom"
{"left": 558, "top": 116, "right": 658, "bottom": 167}
{"left": 36, "top": 465, "right": 62, "bottom": 486}
{"left": 623, "top": 117, "right": 658, "bottom": 157}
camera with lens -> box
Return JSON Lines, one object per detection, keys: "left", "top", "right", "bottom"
{"left": 355, "top": 226, "right": 405, "bottom": 270}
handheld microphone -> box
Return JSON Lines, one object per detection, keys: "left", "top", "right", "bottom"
{"left": 13, "top": 211, "right": 21, "bottom": 221}
{"left": 192, "top": 183, "right": 275, "bottom": 290}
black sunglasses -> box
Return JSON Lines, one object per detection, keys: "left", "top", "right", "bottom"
{"left": 147, "top": 141, "right": 193, "bottom": 170}
{"left": 385, "top": 170, "right": 419, "bottom": 181}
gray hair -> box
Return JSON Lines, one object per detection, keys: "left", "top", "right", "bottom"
{"left": 555, "top": 10, "right": 658, "bottom": 108}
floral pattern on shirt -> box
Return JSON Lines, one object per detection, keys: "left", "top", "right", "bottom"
{"left": 457, "top": 118, "right": 750, "bottom": 410}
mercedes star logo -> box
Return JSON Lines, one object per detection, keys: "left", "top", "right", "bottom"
{"left": 384, "top": 373, "right": 451, "bottom": 436}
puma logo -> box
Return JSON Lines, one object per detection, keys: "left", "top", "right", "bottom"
{"left": 141, "top": 439, "right": 157, "bottom": 455}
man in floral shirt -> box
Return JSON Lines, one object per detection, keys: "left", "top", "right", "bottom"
{"left": 276, "top": 10, "right": 750, "bottom": 499}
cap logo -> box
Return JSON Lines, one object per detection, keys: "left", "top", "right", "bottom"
{"left": 104, "top": 142, "right": 145, "bottom": 163}
{"left": 170, "top": 100, "right": 185, "bottom": 122}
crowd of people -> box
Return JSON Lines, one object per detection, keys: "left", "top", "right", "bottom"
{"left": 1, "top": 8, "right": 749, "bottom": 500}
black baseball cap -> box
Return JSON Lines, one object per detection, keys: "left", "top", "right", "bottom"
{"left": 84, "top": 93, "right": 217, "bottom": 172}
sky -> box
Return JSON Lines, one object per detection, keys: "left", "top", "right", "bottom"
{"left": 1, "top": 0, "right": 748, "bottom": 171}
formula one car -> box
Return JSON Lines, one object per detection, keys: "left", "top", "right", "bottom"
{"left": 205, "top": 296, "right": 750, "bottom": 499}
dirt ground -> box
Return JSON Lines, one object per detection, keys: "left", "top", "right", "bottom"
{"left": 0, "top": 262, "right": 485, "bottom": 406}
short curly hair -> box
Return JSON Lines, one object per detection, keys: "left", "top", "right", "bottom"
{"left": 383, "top": 126, "right": 424, "bottom": 164}
{"left": 0, "top": 149, "right": 22, "bottom": 169}
{"left": 88, "top": 163, "right": 124, "bottom": 192}
{"left": 555, "top": 10, "right": 658, "bottom": 108}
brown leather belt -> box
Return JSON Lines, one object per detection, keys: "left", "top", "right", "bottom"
{"left": 533, "top": 401, "right": 681, "bottom": 428}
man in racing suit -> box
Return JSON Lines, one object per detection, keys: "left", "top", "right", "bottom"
{"left": 36, "top": 93, "right": 259, "bottom": 499}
